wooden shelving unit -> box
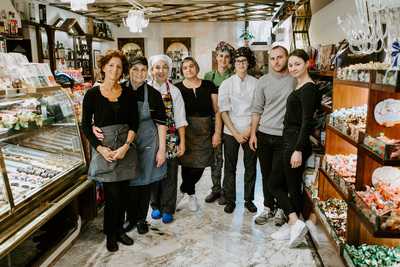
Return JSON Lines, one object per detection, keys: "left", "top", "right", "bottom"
{"left": 311, "top": 76, "right": 400, "bottom": 262}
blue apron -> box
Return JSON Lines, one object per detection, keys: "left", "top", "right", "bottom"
{"left": 129, "top": 84, "right": 167, "bottom": 186}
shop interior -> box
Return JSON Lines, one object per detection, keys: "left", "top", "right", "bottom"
{"left": 1, "top": 0, "right": 400, "bottom": 266}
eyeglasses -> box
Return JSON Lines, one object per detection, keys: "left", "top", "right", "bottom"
{"left": 235, "top": 59, "right": 248, "bottom": 64}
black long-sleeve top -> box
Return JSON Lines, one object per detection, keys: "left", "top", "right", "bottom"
{"left": 175, "top": 80, "right": 218, "bottom": 117}
{"left": 123, "top": 80, "right": 167, "bottom": 125}
{"left": 283, "top": 82, "right": 320, "bottom": 151}
{"left": 82, "top": 85, "right": 139, "bottom": 149}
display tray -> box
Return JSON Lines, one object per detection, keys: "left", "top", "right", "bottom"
{"left": 315, "top": 201, "right": 345, "bottom": 253}
{"left": 359, "top": 144, "right": 400, "bottom": 166}
{"left": 320, "top": 166, "right": 354, "bottom": 200}
{"left": 353, "top": 191, "right": 387, "bottom": 230}
{"left": 352, "top": 191, "right": 400, "bottom": 234}
{"left": 326, "top": 124, "right": 361, "bottom": 146}
{"left": 363, "top": 134, "right": 400, "bottom": 161}
{"left": 2, "top": 144, "right": 83, "bottom": 206}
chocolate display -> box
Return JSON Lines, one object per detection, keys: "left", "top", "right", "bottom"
{"left": 2, "top": 144, "right": 82, "bottom": 203}
{"left": 329, "top": 105, "right": 367, "bottom": 141}
{"left": 345, "top": 244, "right": 400, "bottom": 267}
{"left": 318, "top": 198, "right": 347, "bottom": 244}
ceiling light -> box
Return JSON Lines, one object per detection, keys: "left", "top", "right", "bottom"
{"left": 61, "top": 0, "right": 95, "bottom": 11}
{"left": 123, "top": 0, "right": 150, "bottom": 33}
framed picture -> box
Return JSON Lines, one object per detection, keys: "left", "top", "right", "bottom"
{"left": 117, "top": 38, "right": 145, "bottom": 64}
{"left": 164, "top": 37, "right": 191, "bottom": 82}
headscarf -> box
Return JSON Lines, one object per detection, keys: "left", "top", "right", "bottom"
{"left": 216, "top": 41, "right": 235, "bottom": 57}
{"left": 233, "top": 47, "right": 256, "bottom": 69}
{"left": 148, "top": 54, "right": 173, "bottom": 79}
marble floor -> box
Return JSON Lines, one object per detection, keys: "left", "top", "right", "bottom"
{"left": 55, "top": 151, "right": 343, "bottom": 267}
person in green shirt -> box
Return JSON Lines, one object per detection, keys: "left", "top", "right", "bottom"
{"left": 204, "top": 41, "right": 235, "bottom": 205}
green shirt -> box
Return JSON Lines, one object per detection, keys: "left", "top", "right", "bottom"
{"left": 204, "top": 69, "right": 233, "bottom": 87}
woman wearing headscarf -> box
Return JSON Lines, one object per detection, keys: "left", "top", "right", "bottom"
{"left": 175, "top": 57, "right": 221, "bottom": 211}
{"left": 148, "top": 54, "right": 188, "bottom": 224}
{"left": 204, "top": 41, "right": 235, "bottom": 205}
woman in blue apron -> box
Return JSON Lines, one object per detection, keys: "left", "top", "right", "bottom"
{"left": 93, "top": 57, "right": 167, "bottom": 234}
{"left": 82, "top": 50, "right": 139, "bottom": 252}
{"left": 148, "top": 54, "right": 188, "bottom": 224}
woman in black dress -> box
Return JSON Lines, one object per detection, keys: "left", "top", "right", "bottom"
{"left": 175, "top": 57, "right": 222, "bottom": 211}
{"left": 269, "top": 49, "right": 320, "bottom": 248}
{"left": 82, "top": 50, "right": 139, "bottom": 252}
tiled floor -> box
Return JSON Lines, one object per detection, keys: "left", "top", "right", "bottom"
{"left": 55, "top": 151, "right": 341, "bottom": 267}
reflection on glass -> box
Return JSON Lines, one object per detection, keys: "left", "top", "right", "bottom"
{"left": 0, "top": 90, "right": 84, "bottom": 205}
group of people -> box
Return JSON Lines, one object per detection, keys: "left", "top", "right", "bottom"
{"left": 81, "top": 41, "right": 321, "bottom": 253}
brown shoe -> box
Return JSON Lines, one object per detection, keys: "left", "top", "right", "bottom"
{"left": 205, "top": 191, "right": 220, "bottom": 203}
{"left": 218, "top": 194, "right": 227, "bottom": 205}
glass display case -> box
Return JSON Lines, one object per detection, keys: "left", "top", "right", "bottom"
{"left": 0, "top": 86, "right": 86, "bottom": 224}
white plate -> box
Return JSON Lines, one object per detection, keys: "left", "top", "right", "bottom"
{"left": 374, "top": 98, "right": 400, "bottom": 127}
{"left": 372, "top": 166, "right": 400, "bottom": 188}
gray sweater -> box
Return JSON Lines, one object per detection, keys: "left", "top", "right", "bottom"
{"left": 251, "top": 72, "right": 295, "bottom": 136}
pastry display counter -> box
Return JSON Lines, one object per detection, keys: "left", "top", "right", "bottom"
{"left": 0, "top": 86, "right": 89, "bottom": 258}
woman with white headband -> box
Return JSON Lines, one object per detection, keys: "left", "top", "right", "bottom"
{"left": 148, "top": 54, "right": 188, "bottom": 224}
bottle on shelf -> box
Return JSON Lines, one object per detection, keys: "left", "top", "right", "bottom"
{"left": 58, "top": 42, "right": 65, "bottom": 59}
{"left": 1, "top": 10, "right": 8, "bottom": 34}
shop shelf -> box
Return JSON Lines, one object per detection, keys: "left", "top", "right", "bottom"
{"left": 326, "top": 124, "right": 359, "bottom": 147}
{"left": 362, "top": 134, "right": 400, "bottom": 161}
{"left": 342, "top": 245, "right": 357, "bottom": 267}
{"left": 348, "top": 201, "right": 400, "bottom": 238}
{"left": 319, "top": 167, "right": 353, "bottom": 200}
{"left": 314, "top": 201, "right": 345, "bottom": 255}
{"left": 359, "top": 144, "right": 400, "bottom": 167}
{"left": 333, "top": 79, "right": 370, "bottom": 89}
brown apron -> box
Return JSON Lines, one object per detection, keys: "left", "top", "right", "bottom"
{"left": 179, "top": 116, "right": 213, "bottom": 168}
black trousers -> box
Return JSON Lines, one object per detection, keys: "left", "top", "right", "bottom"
{"left": 269, "top": 129, "right": 311, "bottom": 216}
{"left": 103, "top": 180, "right": 129, "bottom": 239}
{"left": 257, "top": 131, "right": 284, "bottom": 210}
{"left": 180, "top": 167, "right": 205, "bottom": 195}
{"left": 150, "top": 158, "right": 178, "bottom": 214}
{"left": 223, "top": 134, "right": 257, "bottom": 203}
{"left": 126, "top": 184, "right": 152, "bottom": 224}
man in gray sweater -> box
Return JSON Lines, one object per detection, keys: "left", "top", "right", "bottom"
{"left": 249, "top": 45, "right": 295, "bottom": 225}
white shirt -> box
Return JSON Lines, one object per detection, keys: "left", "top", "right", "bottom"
{"left": 218, "top": 74, "right": 258, "bottom": 135}
{"left": 148, "top": 80, "right": 188, "bottom": 128}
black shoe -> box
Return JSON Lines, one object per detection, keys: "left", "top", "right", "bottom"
{"left": 224, "top": 202, "right": 236, "bottom": 213}
{"left": 218, "top": 194, "right": 227, "bottom": 205}
{"left": 123, "top": 222, "right": 136, "bottom": 232}
{"left": 106, "top": 237, "right": 119, "bottom": 252}
{"left": 137, "top": 221, "right": 149, "bottom": 235}
{"left": 205, "top": 191, "right": 220, "bottom": 203}
{"left": 117, "top": 233, "right": 134, "bottom": 246}
{"left": 245, "top": 201, "right": 257, "bottom": 213}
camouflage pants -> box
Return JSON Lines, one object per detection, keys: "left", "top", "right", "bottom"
{"left": 210, "top": 143, "right": 223, "bottom": 193}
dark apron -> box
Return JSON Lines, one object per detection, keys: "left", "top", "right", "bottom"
{"left": 88, "top": 124, "right": 138, "bottom": 183}
{"left": 129, "top": 84, "right": 167, "bottom": 186}
{"left": 179, "top": 116, "right": 213, "bottom": 168}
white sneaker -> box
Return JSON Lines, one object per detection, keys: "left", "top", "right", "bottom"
{"left": 271, "top": 223, "right": 291, "bottom": 240}
{"left": 306, "top": 220, "right": 320, "bottom": 248}
{"left": 289, "top": 220, "right": 308, "bottom": 248}
{"left": 273, "top": 209, "right": 287, "bottom": 226}
{"left": 255, "top": 207, "right": 274, "bottom": 225}
{"left": 176, "top": 193, "right": 190, "bottom": 211}
{"left": 188, "top": 194, "right": 199, "bottom": 211}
